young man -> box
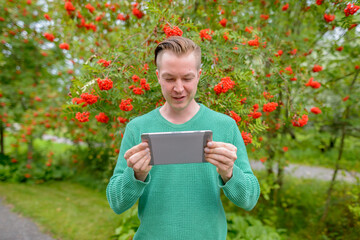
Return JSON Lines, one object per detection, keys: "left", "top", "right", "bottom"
{"left": 106, "top": 36, "right": 260, "bottom": 239}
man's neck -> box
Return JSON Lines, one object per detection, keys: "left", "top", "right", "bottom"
{"left": 159, "top": 101, "right": 200, "bottom": 124}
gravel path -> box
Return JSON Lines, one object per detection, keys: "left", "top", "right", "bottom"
{"left": 0, "top": 198, "right": 55, "bottom": 240}
{"left": 250, "top": 160, "right": 360, "bottom": 184}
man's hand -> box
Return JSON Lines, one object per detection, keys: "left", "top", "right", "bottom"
{"left": 124, "top": 142, "right": 152, "bottom": 182}
{"left": 204, "top": 141, "right": 237, "bottom": 183}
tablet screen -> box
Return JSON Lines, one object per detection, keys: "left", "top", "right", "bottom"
{"left": 141, "top": 130, "right": 213, "bottom": 165}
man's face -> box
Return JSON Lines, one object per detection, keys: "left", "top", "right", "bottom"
{"left": 156, "top": 51, "right": 201, "bottom": 113}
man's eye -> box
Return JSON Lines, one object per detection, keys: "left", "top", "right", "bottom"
{"left": 184, "top": 78, "right": 192, "bottom": 81}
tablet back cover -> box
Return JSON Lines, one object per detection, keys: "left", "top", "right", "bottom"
{"left": 141, "top": 131, "right": 212, "bottom": 165}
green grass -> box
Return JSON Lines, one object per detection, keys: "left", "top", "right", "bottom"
{"left": 0, "top": 181, "right": 123, "bottom": 240}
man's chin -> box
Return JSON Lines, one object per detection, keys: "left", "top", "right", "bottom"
{"left": 168, "top": 102, "right": 189, "bottom": 112}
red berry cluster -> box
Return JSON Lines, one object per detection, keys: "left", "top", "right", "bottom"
{"left": 163, "top": 25, "right": 183, "bottom": 38}
{"left": 289, "top": 48, "right": 297, "bottom": 55}
{"left": 310, "top": 107, "right": 322, "bottom": 115}
{"left": 129, "top": 75, "right": 150, "bottom": 95}
{"left": 284, "top": 66, "right": 293, "bottom": 75}
{"left": 117, "top": 116, "right": 128, "bottom": 124}
{"left": 263, "top": 92, "right": 274, "bottom": 100}
{"left": 241, "top": 131, "right": 253, "bottom": 145}
{"left": 262, "top": 102, "right": 278, "bottom": 112}
{"left": 97, "top": 78, "right": 113, "bottom": 91}
{"left": 260, "top": 14, "right": 269, "bottom": 20}
{"left": 119, "top": 98, "right": 133, "bottom": 111}
{"left": 77, "top": 18, "right": 97, "bottom": 32}
{"left": 312, "top": 64, "right": 323, "bottom": 72}
{"left": 85, "top": 3, "right": 95, "bottom": 13}
{"left": 44, "top": 32, "right": 55, "bottom": 42}
{"left": 59, "top": 43, "right": 69, "bottom": 50}
{"left": 214, "top": 77, "right": 235, "bottom": 95}
{"left": 64, "top": 1, "right": 75, "bottom": 13}
{"left": 336, "top": 46, "right": 343, "bottom": 51}
{"left": 229, "top": 111, "right": 241, "bottom": 125}
{"left": 239, "top": 97, "right": 247, "bottom": 105}
{"left": 97, "top": 59, "right": 112, "bottom": 67}
{"left": 344, "top": 4, "right": 360, "bottom": 17}
{"left": 132, "top": 8, "right": 143, "bottom": 19}
{"left": 199, "top": 29, "right": 213, "bottom": 41}
{"left": 248, "top": 36, "right": 259, "bottom": 47}
{"left": 305, "top": 77, "right": 321, "bottom": 89}
{"left": 95, "top": 112, "right": 109, "bottom": 123}
{"left": 140, "top": 78, "right": 150, "bottom": 91}
{"left": 248, "top": 104, "right": 262, "bottom": 119}
{"left": 292, "top": 115, "right": 308, "bottom": 127}
{"left": 76, "top": 112, "right": 90, "bottom": 122}
{"left": 117, "top": 13, "right": 129, "bottom": 21}
{"left": 223, "top": 32, "right": 229, "bottom": 41}
{"left": 245, "top": 26, "right": 253, "bottom": 33}
{"left": 282, "top": 3, "right": 289, "bottom": 11}
{"left": 324, "top": 14, "right": 335, "bottom": 23}
{"left": 44, "top": 14, "right": 51, "bottom": 21}
{"left": 80, "top": 93, "right": 98, "bottom": 104}
{"left": 275, "top": 50, "right": 283, "bottom": 57}
{"left": 72, "top": 97, "right": 87, "bottom": 107}
{"left": 219, "top": 18, "right": 227, "bottom": 27}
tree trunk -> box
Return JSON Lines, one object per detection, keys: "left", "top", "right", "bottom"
{"left": 328, "top": 136, "right": 337, "bottom": 149}
{"left": 320, "top": 124, "right": 346, "bottom": 223}
{"left": 287, "top": 127, "right": 296, "bottom": 140}
{"left": 27, "top": 138, "right": 33, "bottom": 164}
{"left": 0, "top": 122, "right": 4, "bottom": 154}
{"left": 273, "top": 163, "right": 284, "bottom": 205}
{"left": 276, "top": 164, "right": 284, "bottom": 189}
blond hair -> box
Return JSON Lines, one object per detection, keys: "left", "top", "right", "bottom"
{"left": 154, "top": 36, "right": 201, "bottom": 70}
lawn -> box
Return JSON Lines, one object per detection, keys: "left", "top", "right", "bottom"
{"left": 0, "top": 181, "right": 124, "bottom": 240}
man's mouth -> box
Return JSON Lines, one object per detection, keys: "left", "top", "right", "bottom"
{"left": 173, "top": 96, "right": 185, "bottom": 100}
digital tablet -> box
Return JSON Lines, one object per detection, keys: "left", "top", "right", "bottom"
{"left": 141, "top": 130, "right": 213, "bottom": 165}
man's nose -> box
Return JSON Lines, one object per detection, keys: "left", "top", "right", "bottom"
{"left": 173, "top": 79, "right": 184, "bottom": 92}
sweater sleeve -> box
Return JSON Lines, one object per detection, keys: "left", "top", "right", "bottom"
{"left": 217, "top": 121, "right": 260, "bottom": 211}
{"left": 106, "top": 123, "right": 151, "bottom": 215}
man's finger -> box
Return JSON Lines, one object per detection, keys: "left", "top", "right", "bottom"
{"left": 127, "top": 148, "right": 150, "bottom": 167}
{"left": 207, "top": 141, "right": 237, "bottom": 152}
{"left": 204, "top": 147, "right": 236, "bottom": 158}
{"left": 205, "top": 156, "right": 228, "bottom": 170}
{"left": 205, "top": 153, "right": 235, "bottom": 164}
{"left": 124, "top": 142, "right": 148, "bottom": 160}
{"left": 139, "top": 153, "right": 152, "bottom": 172}
{"left": 133, "top": 153, "right": 152, "bottom": 173}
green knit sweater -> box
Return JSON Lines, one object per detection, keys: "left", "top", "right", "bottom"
{"left": 106, "top": 103, "right": 260, "bottom": 240}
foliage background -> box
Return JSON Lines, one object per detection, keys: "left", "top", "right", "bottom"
{"left": 0, "top": 0, "right": 359, "bottom": 239}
